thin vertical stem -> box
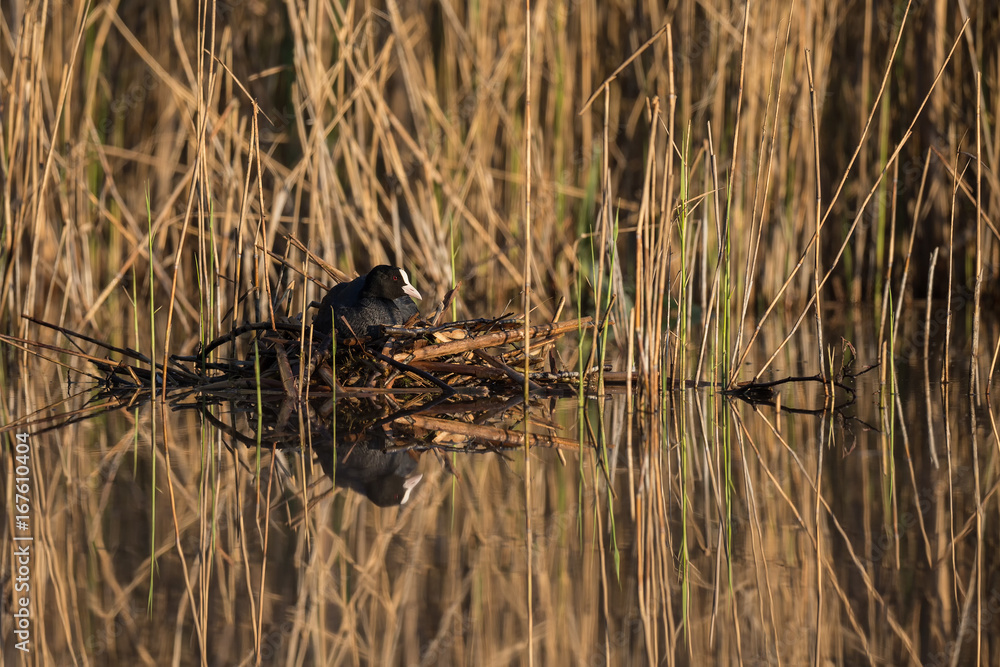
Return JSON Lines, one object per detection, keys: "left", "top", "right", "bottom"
{"left": 806, "top": 50, "right": 825, "bottom": 378}
{"left": 971, "top": 72, "right": 982, "bottom": 394}
{"left": 522, "top": 1, "right": 534, "bottom": 663}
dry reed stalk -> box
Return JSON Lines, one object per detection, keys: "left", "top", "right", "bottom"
{"left": 806, "top": 50, "right": 825, "bottom": 381}
{"left": 522, "top": 2, "right": 535, "bottom": 661}
{"left": 943, "top": 148, "right": 961, "bottom": 385}
{"left": 876, "top": 159, "right": 900, "bottom": 347}
{"left": 924, "top": 247, "right": 941, "bottom": 470}
{"left": 890, "top": 150, "right": 933, "bottom": 347}
{"left": 971, "top": 72, "right": 983, "bottom": 395}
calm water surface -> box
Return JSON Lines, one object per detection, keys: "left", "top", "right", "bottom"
{"left": 2, "top": 305, "right": 999, "bottom": 666}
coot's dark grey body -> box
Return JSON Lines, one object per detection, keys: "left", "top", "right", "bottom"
{"left": 313, "top": 265, "right": 421, "bottom": 338}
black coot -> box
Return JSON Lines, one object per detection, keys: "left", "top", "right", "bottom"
{"left": 313, "top": 265, "right": 421, "bottom": 338}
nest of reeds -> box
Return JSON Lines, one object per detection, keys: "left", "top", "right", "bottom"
{"left": 209, "top": 313, "right": 600, "bottom": 399}
{"left": 15, "top": 283, "right": 604, "bottom": 400}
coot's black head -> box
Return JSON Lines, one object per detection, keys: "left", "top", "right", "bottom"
{"left": 361, "top": 265, "right": 422, "bottom": 302}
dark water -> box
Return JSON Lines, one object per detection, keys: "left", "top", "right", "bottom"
{"left": 2, "top": 305, "right": 999, "bottom": 666}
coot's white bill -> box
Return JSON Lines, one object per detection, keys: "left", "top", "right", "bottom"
{"left": 399, "top": 268, "right": 422, "bottom": 301}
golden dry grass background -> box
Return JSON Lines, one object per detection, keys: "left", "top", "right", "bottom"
{"left": 2, "top": 1, "right": 997, "bottom": 351}
{"left": 2, "top": 1, "right": 1000, "bottom": 666}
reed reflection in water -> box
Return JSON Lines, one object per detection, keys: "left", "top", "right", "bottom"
{"left": 3, "top": 307, "right": 998, "bottom": 665}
